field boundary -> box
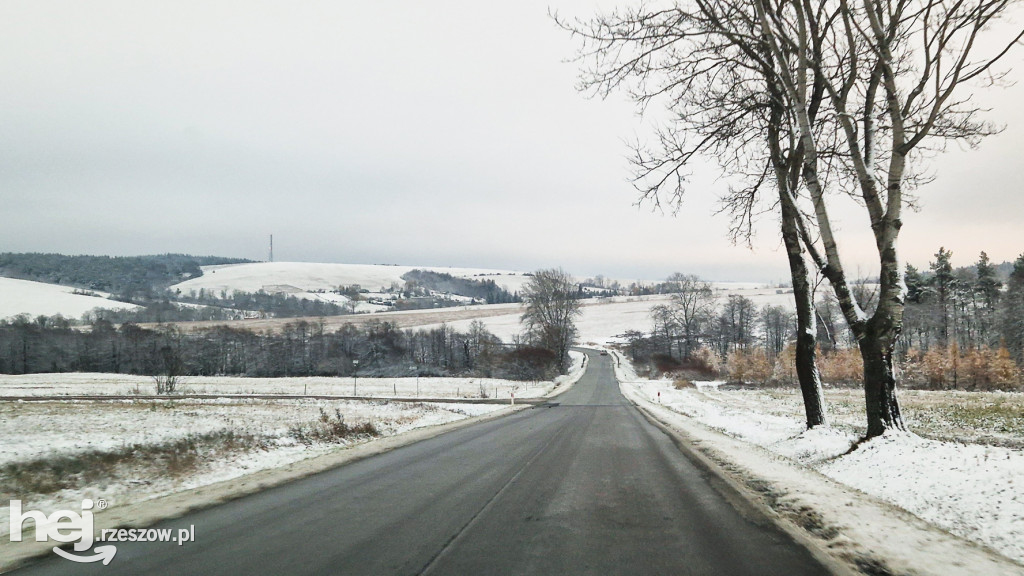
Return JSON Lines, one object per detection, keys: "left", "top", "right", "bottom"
{"left": 0, "top": 394, "right": 544, "bottom": 404}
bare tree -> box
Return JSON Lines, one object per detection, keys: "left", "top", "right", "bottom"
{"left": 665, "top": 274, "right": 718, "bottom": 360}
{"left": 521, "top": 268, "right": 583, "bottom": 373}
{"left": 650, "top": 303, "right": 679, "bottom": 358}
{"left": 761, "top": 304, "right": 796, "bottom": 358}
{"left": 558, "top": 4, "right": 830, "bottom": 427}
{"left": 154, "top": 327, "right": 184, "bottom": 394}
{"left": 752, "top": 0, "right": 1021, "bottom": 436}
{"left": 561, "top": 0, "right": 1020, "bottom": 436}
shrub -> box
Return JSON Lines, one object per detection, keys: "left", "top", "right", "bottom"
{"left": 818, "top": 348, "right": 863, "bottom": 385}
{"left": 288, "top": 408, "right": 380, "bottom": 445}
{"left": 726, "top": 349, "right": 773, "bottom": 385}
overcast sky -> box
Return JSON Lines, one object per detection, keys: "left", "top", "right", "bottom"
{"left": 1, "top": 1, "right": 1021, "bottom": 283}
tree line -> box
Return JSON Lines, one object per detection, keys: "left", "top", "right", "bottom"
{"left": 627, "top": 274, "right": 799, "bottom": 380}
{"left": 627, "top": 258, "right": 1024, "bottom": 391}
{"left": 814, "top": 249, "right": 1024, "bottom": 390}
{"left": 562, "top": 0, "right": 1021, "bottom": 436}
{"left": 0, "top": 267, "right": 581, "bottom": 390}
{"left": 0, "top": 253, "right": 251, "bottom": 301}
{"left": 0, "top": 316, "right": 560, "bottom": 382}
{"left": 400, "top": 269, "right": 521, "bottom": 304}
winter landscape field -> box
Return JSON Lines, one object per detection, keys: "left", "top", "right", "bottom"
{"left": 170, "top": 261, "right": 537, "bottom": 299}
{"left": 3, "top": 0, "right": 1024, "bottom": 572}
{"left": 0, "top": 353, "right": 586, "bottom": 543}
{"left": 2, "top": 259, "right": 1024, "bottom": 575}
{"left": 0, "top": 277, "right": 140, "bottom": 320}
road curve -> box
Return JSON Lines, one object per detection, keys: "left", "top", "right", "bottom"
{"left": 11, "top": 351, "right": 828, "bottom": 576}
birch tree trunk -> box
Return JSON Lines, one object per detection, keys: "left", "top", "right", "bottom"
{"left": 781, "top": 196, "right": 828, "bottom": 428}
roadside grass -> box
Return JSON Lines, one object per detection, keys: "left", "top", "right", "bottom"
{"left": 1, "top": 404, "right": 384, "bottom": 501}
{"left": 673, "top": 379, "right": 695, "bottom": 389}
{"left": 287, "top": 407, "right": 380, "bottom": 445}
{"left": 899, "top": 390, "right": 1024, "bottom": 447}
{"left": 0, "top": 430, "right": 271, "bottom": 499}
{"left": 727, "top": 387, "right": 1024, "bottom": 447}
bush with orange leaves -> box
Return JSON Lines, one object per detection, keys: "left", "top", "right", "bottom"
{"left": 818, "top": 348, "right": 863, "bottom": 386}
{"left": 921, "top": 345, "right": 955, "bottom": 388}
{"left": 902, "top": 344, "right": 1020, "bottom": 390}
{"left": 991, "top": 346, "right": 1020, "bottom": 388}
{"left": 771, "top": 344, "right": 798, "bottom": 385}
{"left": 725, "top": 349, "right": 773, "bottom": 385}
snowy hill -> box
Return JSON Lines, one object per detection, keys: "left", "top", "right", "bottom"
{"left": 0, "top": 277, "right": 141, "bottom": 320}
{"left": 170, "top": 262, "right": 534, "bottom": 298}
{"left": 0, "top": 259, "right": 782, "bottom": 325}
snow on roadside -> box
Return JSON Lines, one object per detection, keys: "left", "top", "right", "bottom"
{"left": 819, "top": 432, "right": 1024, "bottom": 564}
{"left": 0, "top": 399, "right": 506, "bottom": 538}
{"left": 0, "top": 373, "right": 560, "bottom": 400}
{"left": 0, "top": 398, "right": 500, "bottom": 467}
{"left": 615, "top": 354, "right": 1024, "bottom": 569}
{"left": 1, "top": 354, "right": 586, "bottom": 541}
{"left": 0, "top": 350, "right": 586, "bottom": 400}
{"left": 631, "top": 380, "right": 808, "bottom": 446}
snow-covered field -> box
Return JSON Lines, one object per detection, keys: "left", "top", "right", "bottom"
{"left": 0, "top": 277, "right": 140, "bottom": 320}
{"left": 1, "top": 259, "right": 792, "bottom": 336}
{"left": 169, "top": 264, "right": 786, "bottom": 309}
{"left": 423, "top": 286, "right": 798, "bottom": 345}
{"left": 0, "top": 351, "right": 586, "bottom": 542}
{"left": 170, "top": 262, "right": 535, "bottom": 298}
{"left": 422, "top": 295, "right": 677, "bottom": 343}
{"left": 0, "top": 373, "right": 562, "bottom": 400}
{"left": 143, "top": 283, "right": 790, "bottom": 342}
{"left": 0, "top": 398, "right": 502, "bottom": 469}
{"left": 167, "top": 262, "right": 795, "bottom": 340}
{"left": 0, "top": 398, "right": 504, "bottom": 539}
{"left": 615, "top": 357, "right": 1024, "bottom": 567}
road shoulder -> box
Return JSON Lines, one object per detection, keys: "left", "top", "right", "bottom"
{"left": 613, "top": 352, "right": 1024, "bottom": 576}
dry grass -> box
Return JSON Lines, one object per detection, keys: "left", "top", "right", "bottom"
{"left": 1, "top": 401, "right": 388, "bottom": 499}
{"left": 0, "top": 430, "right": 270, "bottom": 498}
{"left": 287, "top": 407, "right": 380, "bottom": 445}
{"left": 730, "top": 387, "right": 1024, "bottom": 447}
{"left": 898, "top": 390, "right": 1024, "bottom": 447}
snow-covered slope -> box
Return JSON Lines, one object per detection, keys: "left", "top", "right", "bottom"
{"left": 170, "top": 262, "right": 534, "bottom": 297}
{"left": 0, "top": 277, "right": 141, "bottom": 320}
{"left": 423, "top": 287, "right": 798, "bottom": 345}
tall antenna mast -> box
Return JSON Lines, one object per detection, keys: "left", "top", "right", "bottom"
{"left": 269, "top": 234, "right": 274, "bottom": 263}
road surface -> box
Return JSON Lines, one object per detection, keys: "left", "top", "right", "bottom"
{"left": 11, "top": 350, "right": 829, "bottom": 575}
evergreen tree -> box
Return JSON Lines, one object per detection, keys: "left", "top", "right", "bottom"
{"left": 976, "top": 251, "right": 1002, "bottom": 310}
{"left": 1001, "top": 254, "right": 1024, "bottom": 364}
{"left": 929, "top": 247, "right": 956, "bottom": 345}
{"left": 973, "top": 251, "right": 1002, "bottom": 346}
{"left": 905, "top": 264, "right": 926, "bottom": 304}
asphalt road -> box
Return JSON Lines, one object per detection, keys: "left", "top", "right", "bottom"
{"left": 12, "top": 351, "right": 829, "bottom": 575}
